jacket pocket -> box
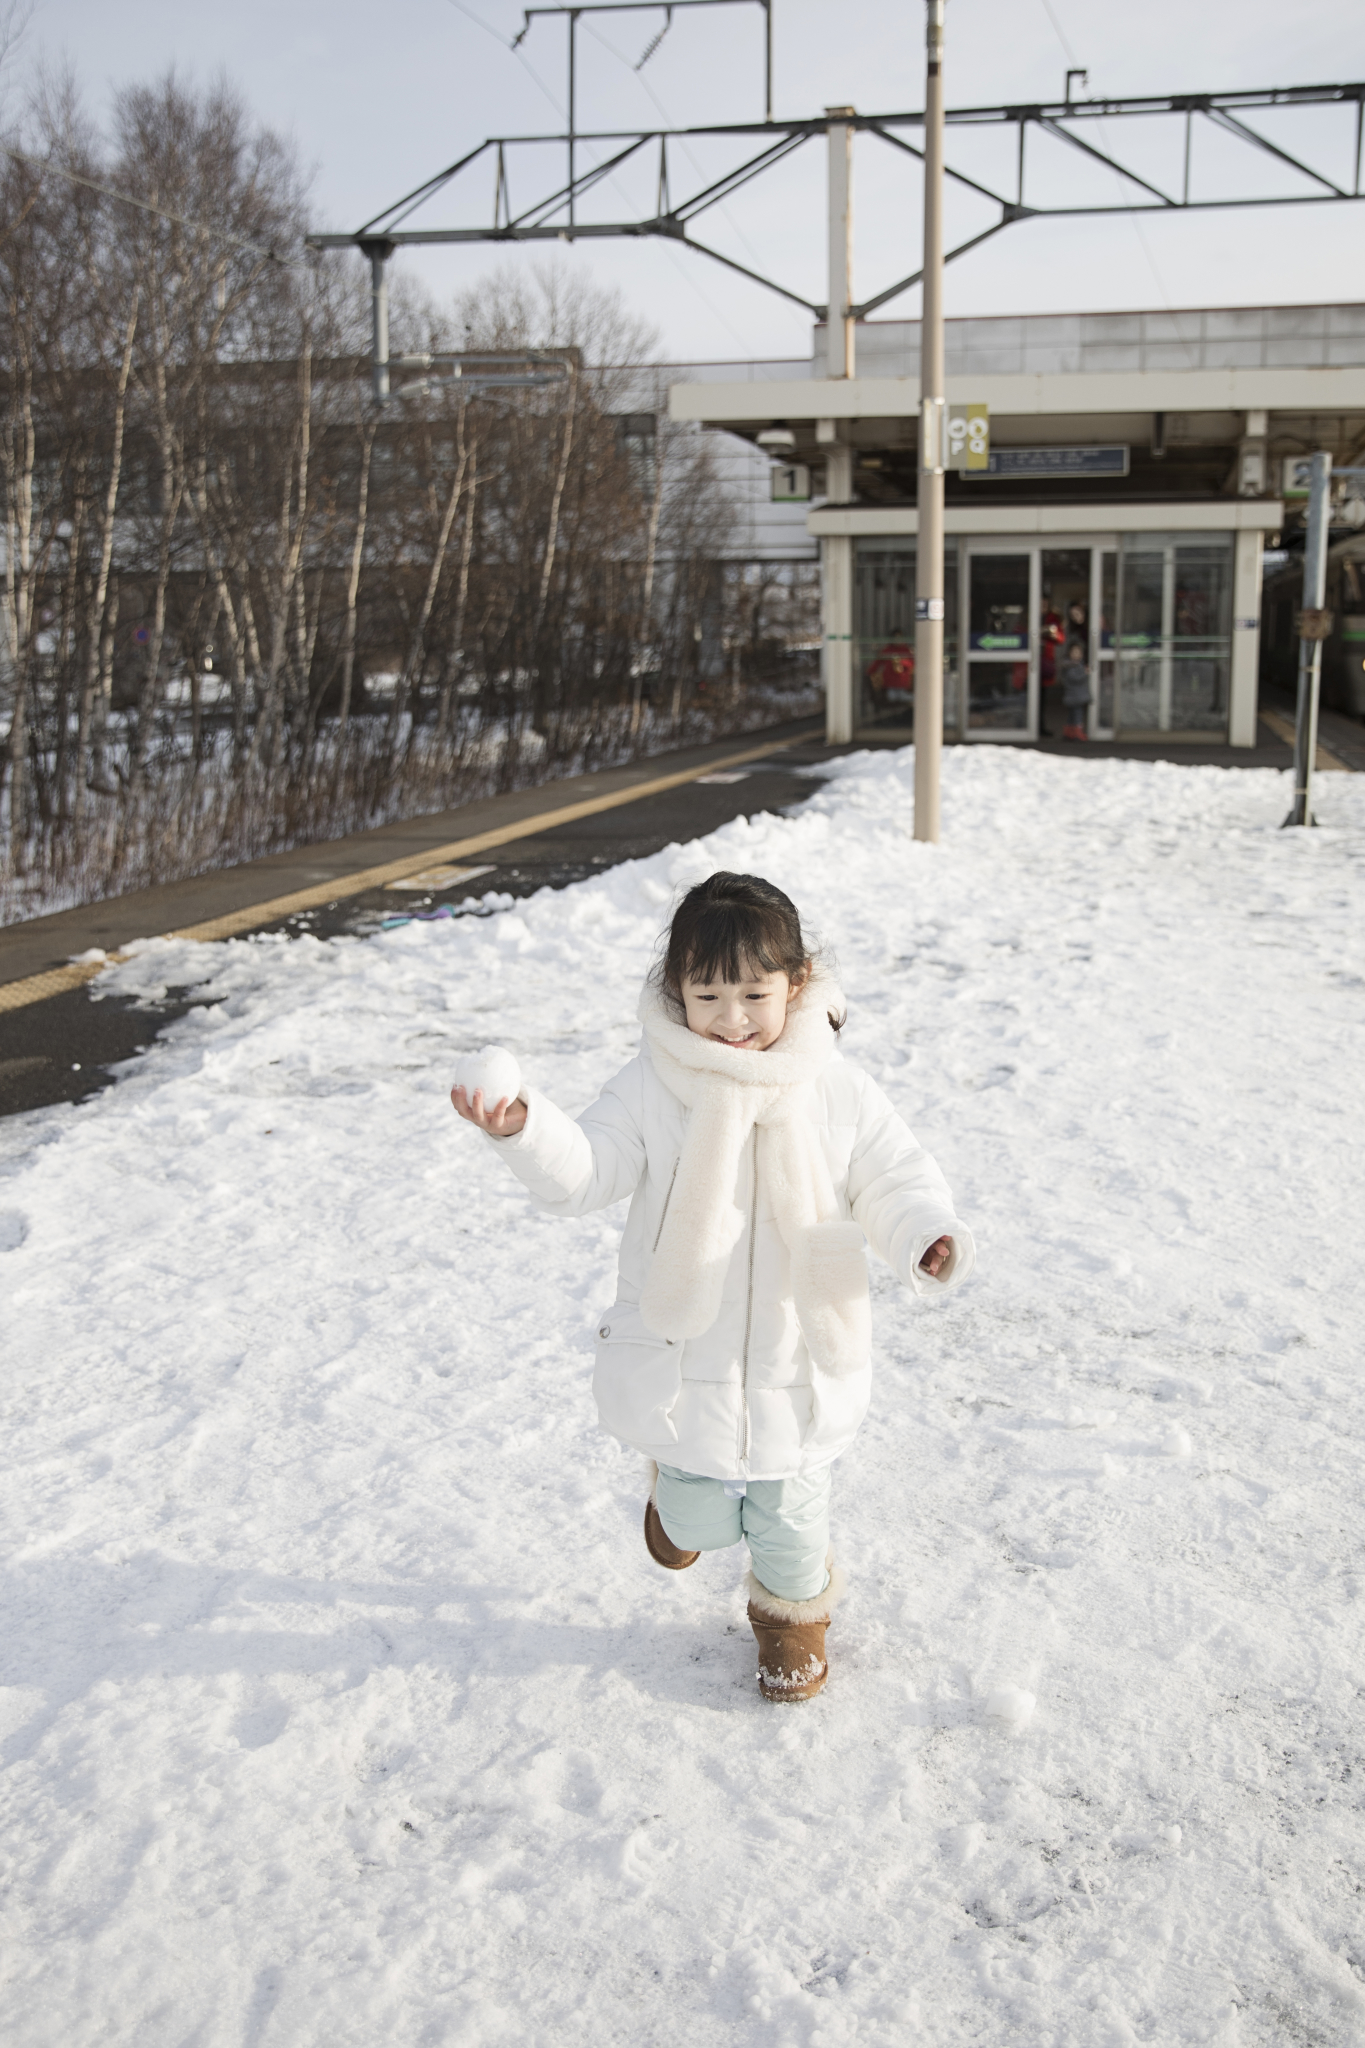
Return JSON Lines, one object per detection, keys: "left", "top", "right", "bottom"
{"left": 592, "top": 1302, "right": 682, "bottom": 1447}
{"left": 803, "top": 1361, "right": 873, "bottom": 1456}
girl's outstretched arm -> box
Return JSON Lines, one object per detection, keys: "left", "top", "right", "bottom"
{"left": 845, "top": 1071, "right": 976, "bottom": 1295}
{"left": 456, "top": 1057, "right": 648, "bottom": 1217}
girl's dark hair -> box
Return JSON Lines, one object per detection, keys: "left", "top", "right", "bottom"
{"left": 658, "top": 872, "right": 842, "bottom": 1029}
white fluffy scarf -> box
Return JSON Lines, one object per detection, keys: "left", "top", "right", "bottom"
{"left": 638, "top": 968, "right": 871, "bottom": 1379}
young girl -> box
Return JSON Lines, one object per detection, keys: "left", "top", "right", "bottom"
{"left": 453, "top": 871, "right": 974, "bottom": 1702}
{"left": 1059, "top": 640, "right": 1093, "bottom": 742}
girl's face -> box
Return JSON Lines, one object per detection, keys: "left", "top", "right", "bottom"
{"left": 679, "top": 960, "right": 805, "bottom": 1051}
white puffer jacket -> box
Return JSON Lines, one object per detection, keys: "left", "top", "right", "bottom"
{"left": 487, "top": 1000, "right": 974, "bottom": 1482}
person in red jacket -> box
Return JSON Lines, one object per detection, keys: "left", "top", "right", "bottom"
{"left": 867, "top": 633, "right": 915, "bottom": 708}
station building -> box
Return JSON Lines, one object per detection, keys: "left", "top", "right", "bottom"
{"left": 668, "top": 302, "right": 1365, "bottom": 746}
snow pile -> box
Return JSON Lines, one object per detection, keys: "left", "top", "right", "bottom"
{"left": 2, "top": 745, "right": 1364, "bottom": 2046}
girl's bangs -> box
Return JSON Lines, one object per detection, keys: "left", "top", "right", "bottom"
{"left": 679, "top": 906, "right": 794, "bottom": 987}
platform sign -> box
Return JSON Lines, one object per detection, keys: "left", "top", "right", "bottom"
{"left": 770, "top": 462, "right": 810, "bottom": 502}
{"left": 963, "top": 445, "right": 1130, "bottom": 479}
{"left": 947, "top": 403, "right": 990, "bottom": 470}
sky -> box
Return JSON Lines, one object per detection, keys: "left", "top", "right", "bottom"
{"left": 9, "top": 0, "right": 1365, "bottom": 361}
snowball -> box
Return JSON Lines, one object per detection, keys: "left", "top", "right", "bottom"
{"left": 455, "top": 1046, "right": 523, "bottom": 1106}
{"left": 1162, "top": 1427, "right": 1193, "bottom": 1460}
{"left": 984, "top": 1687, "right": 1036, "bottom": 1730}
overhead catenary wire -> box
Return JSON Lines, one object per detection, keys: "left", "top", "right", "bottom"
{"left": 444, "top": 0, "right": 570, "bottom": 120}
{"left": 1036, "top": 0, "right": 1080, "bottom": 69}
{"left": 580, "top": 14, "right": 771, "bottom": 269}
{"left": 525, "top": 2, "right": 773, "bottom": 346}
{"left": 572, "top": 9, "right": 781, "bottom": 348}
{"left": 441, "top": 0, "right": 767, "bottom": 354}
{"left": 1030, "top": 0, "right": 1181, "bottom": 336}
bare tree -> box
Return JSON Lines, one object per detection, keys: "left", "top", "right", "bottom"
{"left": 0, "top": 103, "right": 815, "bottom": 924}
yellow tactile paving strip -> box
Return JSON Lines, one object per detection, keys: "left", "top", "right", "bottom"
{"left": 1257, "top": 708, "right": 1350, "bottom": 770}
{"left": 0, "top": 733, "right": 805, "bottom": 1015}
{"left": 0, "top": 957, "right": 124, "bottom": 1010}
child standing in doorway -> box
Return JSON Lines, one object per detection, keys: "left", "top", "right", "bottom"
{"left": 453, "top": 872, "right": 974, "bottom": 1702}
{"left": 1059, "top": 640, "right": 1093, "bottom": 742}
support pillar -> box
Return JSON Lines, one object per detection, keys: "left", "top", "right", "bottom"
{"left": 1229, "top": 528, "right": 1264, "bottom": 748}
{"left": 825, "top": 108, "right": 855, "bottom": 379}
{"left": 824, "top": 531, "right": 854, "bottom": 743}
{"left": 1237, "top": 408, "right": 1268, "bottom": 497}
{"left": 360, "top": 237, "right": 394, "bottom": 405}
{"left": 1285, "top": 453, "right": 1332, "bottom": 826}
{"left": 823, "top": 436, "right": 855, "bottom": 740}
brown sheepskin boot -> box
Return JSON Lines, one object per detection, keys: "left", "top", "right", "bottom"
{"left": 643, "top": 1471, "right": 699, "bottom": 1571}
{"left": 746, "top": 1564, "right": 846, "bottom": 1702}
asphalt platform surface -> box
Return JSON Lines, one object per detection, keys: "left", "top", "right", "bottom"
{"left": 0, "top": 724, "right": 831, "bottom": 1118}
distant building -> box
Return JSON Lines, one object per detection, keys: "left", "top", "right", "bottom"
{"left": 668, "top": 302, "right": 1365, "bottom": 745}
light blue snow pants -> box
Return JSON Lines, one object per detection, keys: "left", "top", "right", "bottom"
{"left": 655, "top": 1464, "right": 832, "bottom": 1603}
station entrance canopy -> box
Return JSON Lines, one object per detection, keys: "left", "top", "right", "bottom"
{"left": 665, "top": 302, "right": 1365, "bottom": 748}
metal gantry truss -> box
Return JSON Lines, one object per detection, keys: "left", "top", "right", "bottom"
{"left": 510, "top": 0, "right": 774, "bottom": 222}
{"left": 307, "top": 80, "right": 1365, "bottom": 398}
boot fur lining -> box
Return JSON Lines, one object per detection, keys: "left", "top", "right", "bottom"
{"left": 746, "top": 1557, "right": 846, "bottom": 1625}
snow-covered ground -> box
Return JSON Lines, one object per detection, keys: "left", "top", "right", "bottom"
{"left": 3, "top": 746, "right": 1364, "bottom": 2048}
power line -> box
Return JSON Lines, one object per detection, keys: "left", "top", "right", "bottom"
{"left": 1035, "top": 0, "right": 1080, "bottom": 69}
{"left": 1028, "top": 0, "right": 1180, "bottom": 336}
{"left": 580, "top": 15, "right": 771, "bottom": 271}
{"left": 443, "top": 0, "right": 568, "bottom": 117}
{"left": 441, "top": 0, "right": 767, "bottom": 353}
{"left": 2, "top": 145, "right": 304, "bottom": 268}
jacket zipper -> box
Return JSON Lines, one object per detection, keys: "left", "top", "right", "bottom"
{"left": 739, "top": 1127, "right": 758, "bottom": 1466}
{"left": 652, "top": 1159, "right": 679, "bottom": 1253}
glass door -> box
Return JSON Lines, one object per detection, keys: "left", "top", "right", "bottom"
{"left": 853, "top": 541, "right": 961, "bottom": 733}
{"left": 853, "top": 544, "right": 916, "bottom": 730}
{"left": 1115, "top": 535, "right": 1234, "bottom": 735}
{"left": 966, "top": 548, "right": 1036, "bottom": 738}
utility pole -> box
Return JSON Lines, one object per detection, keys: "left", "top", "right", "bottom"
{"left": 913, "top": 0, "right": 946, "bottom": 844}
{"left": 1283, "top": 450, "right": 1332, "bottom": 828}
